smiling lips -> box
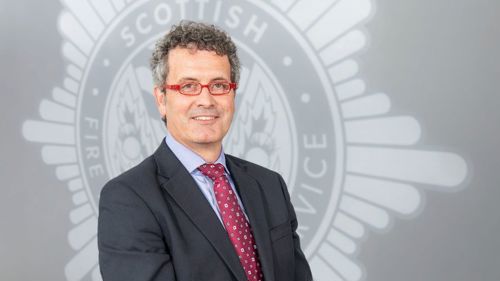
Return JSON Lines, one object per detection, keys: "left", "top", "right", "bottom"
{"left": 192, "top": 115, "right": 218, "bottom": 121}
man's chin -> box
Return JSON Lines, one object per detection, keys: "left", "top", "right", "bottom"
{"left": 187, "top": 132, "right": 222, "bottom": 145}
{"left": 192, "top": 138, "right": 223, "bottom": 147}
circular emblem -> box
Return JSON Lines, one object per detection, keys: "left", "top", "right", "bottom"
{"left": 76, "top": 0, "right": 343, "bottom": 258}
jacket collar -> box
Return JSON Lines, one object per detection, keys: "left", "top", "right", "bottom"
{"left": 226, "top": 156, "right": 276, "bottom": 281}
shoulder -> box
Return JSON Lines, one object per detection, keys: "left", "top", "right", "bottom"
{"left": 112, "top": 155, "right": 156, "bottom": 183}
{"left": 226, "top": 154, "right": 292, "bottom": 223}
{"left": 225, "top": 154, "right": 287, "bottom": 192}
{"left": 100, "top": 155, "right": 159, "bottom": 201}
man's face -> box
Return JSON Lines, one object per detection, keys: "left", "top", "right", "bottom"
{"left": 153, "top": 47, "right": 235, "bottom": 153}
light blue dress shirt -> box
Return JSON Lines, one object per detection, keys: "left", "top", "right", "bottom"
{"left": 164, "top": 131, "right": 248, "bottom": 225}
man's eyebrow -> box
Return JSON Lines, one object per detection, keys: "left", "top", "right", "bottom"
{"left": 177, "top": 77, "right": 230, "bottom": 82}
{"left": 210, "top": 77, "right": 230, "bottom": 82}
{"left": 178, "top": 77, "right": 199, "bottom": 82}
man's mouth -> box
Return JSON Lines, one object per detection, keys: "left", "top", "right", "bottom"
{"left": 192, "top": 116, "right": 218, "bottom": 121}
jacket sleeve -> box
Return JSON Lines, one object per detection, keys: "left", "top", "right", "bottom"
{"left": 97, "top": 180, "right": 176, "bottom": 281}
{"left": 278, "top": 174, "right": 314, "bottom": 281}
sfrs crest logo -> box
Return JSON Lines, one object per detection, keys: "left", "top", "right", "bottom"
{"left": 22, "top": 0, "right": 468, "bottom": 280}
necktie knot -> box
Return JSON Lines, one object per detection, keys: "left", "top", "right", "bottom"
{"left": 198, "top": 163, "right": 225, "bottom": 181}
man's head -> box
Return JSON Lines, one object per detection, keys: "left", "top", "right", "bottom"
{"left": 150, "top": 21, "right": 240, "bottom": 158}
{"left": 151, "top": 21, "right": 240, "bottom": 89}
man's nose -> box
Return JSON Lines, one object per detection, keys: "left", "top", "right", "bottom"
{"left": 196, "top": 86, "right": 215, "bottom": 106}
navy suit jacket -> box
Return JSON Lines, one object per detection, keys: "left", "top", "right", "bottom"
{"left": 98, "top": 140, "right": 313, "bottom": 281}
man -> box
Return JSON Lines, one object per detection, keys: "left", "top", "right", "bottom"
{"left": 98, "top": 21, "right": 313, "bottom": 281}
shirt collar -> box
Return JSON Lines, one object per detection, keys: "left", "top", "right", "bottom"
{"left": 164, "top": 130, "right": 229, "bottom": 175}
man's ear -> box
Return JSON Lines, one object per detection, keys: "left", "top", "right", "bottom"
{"left": 153, "top": 86, "right": 167, "bottom": 118}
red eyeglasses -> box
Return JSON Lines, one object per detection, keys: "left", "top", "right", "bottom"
{"left": 164, "top": 81, "right": 237, "bottom": 96}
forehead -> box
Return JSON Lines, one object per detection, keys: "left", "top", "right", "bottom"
{"left": 166, "top": 47, "right": 231, "bottom": 81}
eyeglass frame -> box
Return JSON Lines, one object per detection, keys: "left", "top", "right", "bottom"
{"left": 163, "top": 80, "right": 237, "bottom": 96}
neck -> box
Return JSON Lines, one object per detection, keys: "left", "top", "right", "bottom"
{"left": 167, "top": 131, "right": 223, "bottom": 163}
{"left": 189, "top": 142, "right": 222, "bottom": 163}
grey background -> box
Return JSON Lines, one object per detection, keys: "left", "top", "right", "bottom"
{"left": 1, "top": 0, "right": 499, "bottom": 280}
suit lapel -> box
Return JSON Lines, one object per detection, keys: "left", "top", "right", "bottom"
{"left": 153, "top": 142, "right": 247, "bottom": 281}
{"left": 226, "top": 157, "right": 276, "bottom": 281}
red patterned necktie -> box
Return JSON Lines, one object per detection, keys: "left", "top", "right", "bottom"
{"left": 198, "top": 163, "right": 264, "bottom": 281}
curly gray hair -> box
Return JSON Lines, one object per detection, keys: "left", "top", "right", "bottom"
{"left": 150, "top": 20, "right": 240, "bottom": 90}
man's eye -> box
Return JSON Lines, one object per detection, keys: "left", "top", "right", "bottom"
{"left": 181, "top": 83, "right": 197, "bottom": 91}
{"left": 213, "top": 82, "right": 228, "bottom": 90}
